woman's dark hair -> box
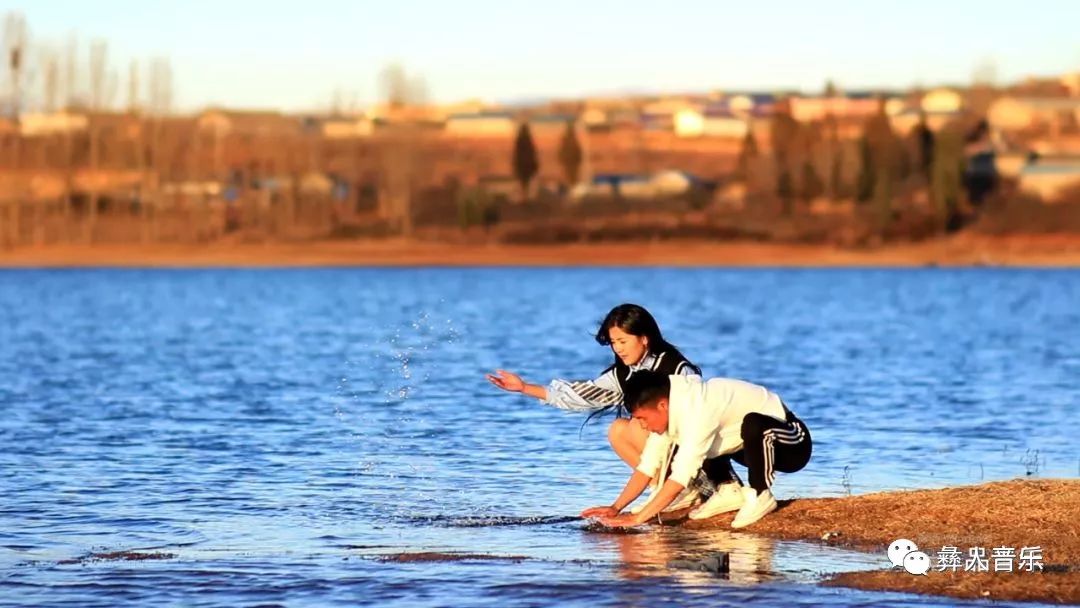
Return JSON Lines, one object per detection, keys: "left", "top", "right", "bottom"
{"left": 595, "top": 304, "right": 697, "bottom": 371}
{"left": 584, "top": 303, "right": 699, "bottom": 424}
{"left": 596, "top": 303, "right": 664, "bottom": 350}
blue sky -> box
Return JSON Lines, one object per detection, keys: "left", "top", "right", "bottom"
{"left": 12, "top": 0, "right": 1080, "bottom": 111}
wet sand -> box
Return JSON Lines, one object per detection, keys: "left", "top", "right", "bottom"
{"left": 685, "top": 479, "right": 1080, "bottom": 603}
{"left": 2, "top": 234, "right": 1080, "bottom": 267}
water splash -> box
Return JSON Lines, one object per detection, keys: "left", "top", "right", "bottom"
{"left": 331, "top": 309, "right": 470, "bottom": 519}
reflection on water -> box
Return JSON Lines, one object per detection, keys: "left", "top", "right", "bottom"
{"left": 585, "top": 526, "right": 882, "bottom": 586}
{"left": 590, "top": 527, "right": 779, "bottom": 584}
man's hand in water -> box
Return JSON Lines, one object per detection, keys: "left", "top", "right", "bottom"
{"left": 581, "top": 505, "right": 618, "bottom": 518}
{"left": 597, "top": 513, "right": 644, "bottom": 528}
{"left": 486, "top": 370, "right": 525, "bottom": 392}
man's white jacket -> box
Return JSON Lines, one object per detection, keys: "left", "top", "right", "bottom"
{"left": 636, "top": 375, "right": 787, "bottom": 488}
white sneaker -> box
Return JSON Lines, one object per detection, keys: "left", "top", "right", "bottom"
{"left": 688, "top": 482, "right": 746, "bottom": 520}
{"left": 730, "top": 488, "right": 777, "bottom": 529}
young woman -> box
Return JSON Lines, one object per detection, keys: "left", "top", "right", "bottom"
{"left": 486, "top": 303, "right": 737, "bottom": 511}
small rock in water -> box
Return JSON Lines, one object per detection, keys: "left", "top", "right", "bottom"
{"left": 701, "top": 553, "right": 730, "bottom": 573}
{"left": 821, "top": 530, "right": 843, "bottom": 542}
{"left": 669, "top": 552, "right": 730, "bottom": 574}
{"left": 581, "top": 521, "right": 647, "bottom": 534}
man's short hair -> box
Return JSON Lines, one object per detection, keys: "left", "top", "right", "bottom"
{"left": 623, "top": 371, "right": 671, "bottom": 413}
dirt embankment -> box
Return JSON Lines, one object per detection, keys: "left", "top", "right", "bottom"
{"left": 685, "top": 479, "right": 1080, "bottom": 604}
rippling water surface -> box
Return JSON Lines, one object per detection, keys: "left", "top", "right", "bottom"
{"left": 1, "top": 268, "right": 1076, "bottom": 607}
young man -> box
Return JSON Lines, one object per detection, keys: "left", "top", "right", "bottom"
{"left": 583, "top": 371, "right": 812, "bottom": 529}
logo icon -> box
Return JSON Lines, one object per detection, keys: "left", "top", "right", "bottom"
{"left": 888, "top": 538, "right": 918, "bottom": 568}
{"left": 903, "top": 551, "right": 931, "bottom": 575}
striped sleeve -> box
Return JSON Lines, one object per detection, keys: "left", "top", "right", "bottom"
{"left": 543, "top": 367, "right": 623, "bottom": 412}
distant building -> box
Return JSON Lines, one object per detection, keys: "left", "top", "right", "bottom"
{"left": 18, "top": 110, "right": 89, "bottom": 136}
{"left": 641, "top": 111, "right": 675, "bottom": 131}
{"left": 704, "top": 109, "right": 750, "bottom": 138}
{"left": 527, "top": 113, "right": 577, "bottom": 135}
{"left": 1062, "top": 73, "right": 1080, "bottom": 97}
{"left": 790, "top": 94, "right": 881, "bottom": 122}
{"left": 674, "top": 105, "right": 748, "bottom": 138}
{"left": 889, "top": 109, "right": 960, "bottom": 134}
{"left": 320, "top": 115, "right": 375, "bottom": 139}
{"left": 988, "top": 97, "right": 1080, "bottom": 135}
{"left": 582, "top": 107, "right": 610, "bottom": 129}
{"left": 921, "top": 88, "right": 964, "bottom": 114}
{"left": 570, "top": 170, "right": 702, "bottom": 200}
{"left": 888, "top": 90, "right": 963, "bottom": 134}
{"left": 582, "top": 98, "right": 639, "bottom": 130}
{"left": 640, "top": 99, "right": 686, "bottom": 131}
{"left": 727, "top": 94, "right": 777, "bottom": 118}
{"left": 365, "top": 103, "right": 445, "bottom": 125}
{"left": 642, "top": 98, "right": 688, "bottom": 116}
{"left": 197, "top": 109, "right": 300, "bottom": 138}
{"left": 884, "top": 97, "right": 907, "bottom": 117}
{"left": 673, "top": 106, "right": 705, "bottom": 137}
{"left": 438, "top": 99, "right": 490, "bottom": 118}
{"left": 608, "top": 108, "right": 642, "bottom": 129}
{"left": 1018, "top": 156, "right": 1080, "bottom": 202}
{"left": 444, "top": 112, "right": 516, "bottom": 137}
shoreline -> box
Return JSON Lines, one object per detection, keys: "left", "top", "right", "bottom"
{"left": 684, "top": 479, "right": 1079, "bottom": 604}
{"left": 2, "top": 234, "right": 1080, "bottom": 268}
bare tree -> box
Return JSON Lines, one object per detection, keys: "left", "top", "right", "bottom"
{"left": 3, "top": 12, "right": 28, "bottom": 248}
{"left": 59, "top": 33, "right": 78, "bottom": 242}
{"left": 85, "top": 39, "right": 113, "bottom": 243}
{"left": 972, "top": 58, "right": 998, "bottom": 89}
{"left": 127, "top": 59, "right": 139, "bottom": 114}
{"left": 330, "top": 87, "right": 344, "bottom": 116}
{"left": 145, "top": 57, "right": 173, "bottom": 242}
{"left": 125, "top": 58, "right": 147, "bottom": 240}
{"left": 41, "top": 47, "right": 59, "bottom": 113}
{"left": 35, "top": 46, "right": 61, "bottom": 245}
{"left": 4, "top": 12, "right": 28, "bottom": 119}
{"left": 378, "top": 63, "right": 427, "bottom": 110}
{"left": 375, "top": 63, "right": 428, "bottom": 236}
{"left": 970, "top": 57, "right": 998, "bottom": 117}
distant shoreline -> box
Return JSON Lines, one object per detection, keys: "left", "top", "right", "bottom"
{"left": 2, "top": 234, "right": 1080, "bottom": 268}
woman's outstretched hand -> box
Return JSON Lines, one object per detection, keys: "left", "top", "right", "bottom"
{"left": 486, "top": 369, "right": 525, "bottom": 393}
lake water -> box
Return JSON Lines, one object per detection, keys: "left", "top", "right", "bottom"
{"left": 1, "top": 268, "right": 1077, "bottom": 607}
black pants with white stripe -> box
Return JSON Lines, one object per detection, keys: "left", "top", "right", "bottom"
{"left": 707, "top": 408, "right": 812, "bottom": 493}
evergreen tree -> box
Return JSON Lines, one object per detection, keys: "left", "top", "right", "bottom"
{"left": 931, "top": 127, "right": 965, "bottom": 233}
{"left": 513, "top": 123, "right": 539, "bottom": 200}
{"left": 770, "top": 99, "right": 801, "bottom": 212}
{"left": 778, "top": 167, "right": 795, "bottom": 215}
{"left": 914, "top": 115, "right": 935, "bottom": 178}
{"left": 856, "top": 136, "right": 875, "bottom": 202}
{"left": 557, "top": 120, "right": 583, "bottom": 186}
{"left": 735, "top": 128, "right": 759, "bottom": 184}
{"left": 830, "top": 149, "right": 845, "bottom": 200}
{"left": 802, "top": 160, "right": 824, "bottom": 202}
